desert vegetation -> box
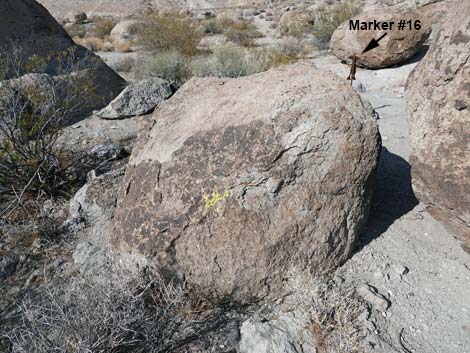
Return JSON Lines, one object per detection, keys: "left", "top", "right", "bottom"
{"left": 0, "top": 45, "right": 97, "bottom": 218}
{"left": 313, "top": 0, "right": 363, "bottom": 48}
{"left": 4, "top": 1, "right": 468, "bottom": 353}
{"left": 2, "top": 265, "right": 229, "bottom": 353}
{"left": 135, "top": 11, "right": 203, "bottom": 57}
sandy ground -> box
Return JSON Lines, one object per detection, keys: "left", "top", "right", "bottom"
{"left": 313, "top": 53, "right": 470, "bottom": 353}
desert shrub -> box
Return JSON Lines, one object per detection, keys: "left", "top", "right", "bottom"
{"left": 225, "top": 21, "right": 263, "bottom": 47}
{"left": 199, "top": 16, "right": 237, "bottom": 36}
{"left": 309, "top": 279, "right": 366, "bottom": 353}
{"left": 114, "top": 41, "right": 132, "bottom": 53}
{"left": 190, "top": 46, "right": 296, "bottom": 79}
{"left": 313, "top": 0, "right": 363, "bottom": 48}
{"left": 0, "top": 45, "right": 97, "bottom": 218}
{"left": 65, "top": 23, "right": 86, "bottom": 39}
{"left": 3, "top": 265, "right": 226, "bottom": 353}
{"left": 2, "top": 271, "right": 187, "bottom": 353}
{"left": 92, "top": 16, "right": 117, "bottom": 38}
{"left": 136, "top": 50, "right": 191, "bottom": 88}
{"left": 135, "top": 12, "right": 202, "bottom": 56}
{"left": 276, "top": 37, "right": 309, "bottom": 59}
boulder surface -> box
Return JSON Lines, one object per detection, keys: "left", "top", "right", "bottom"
{"left": 110, "top": 64, "right": 381, "bottom": 301}
{"left": 96, "top": 78, "right": 172, "bottom": 119}
{"left": 330, "top": 11, "right": 431, "bottom": 69}
{"left": 0, "top": 0, "right": 125, "bottom": 116}
{"left": 406, "top": 2, "right": 470, "bottom": 252}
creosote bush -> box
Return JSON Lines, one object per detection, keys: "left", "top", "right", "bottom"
{"left": 225, "top": 21, "right": 263, "bottom": 47}
{"left": 135, "top": 11, "right": 203, "bottom": 57}
{"left": 0, "top": 44, "right": 98, "bottom": 218}
{"left": 313, "top": 0, "right": 363, "bottom": 48}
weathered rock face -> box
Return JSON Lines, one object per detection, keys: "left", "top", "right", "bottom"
{"left": 110, "top": 64, "right": 381, "bottom": 301}
{"left": 109, "top": 20, "right": 137, "bottom": 48}
{"left": 405, "top": 2, "right": 470, "bottom": 253}
{"left": 330, "top": 11, "right": 431, "bottom": 69}
{"left": 96, "top": 78, "right": 173, "bottom": 119}
{"left": 0, "top": 0, "right": 125, "bottom": 116}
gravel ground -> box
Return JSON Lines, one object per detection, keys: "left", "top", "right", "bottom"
{"left": 314, "top": 53, "right": 470, "bottom": 353}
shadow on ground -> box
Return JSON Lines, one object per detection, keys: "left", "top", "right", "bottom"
{"left": 397, "top": 44, "right": 430, "bottom": 66}
{"left": 355, "top": 147, "right": 419, "bottom": 253}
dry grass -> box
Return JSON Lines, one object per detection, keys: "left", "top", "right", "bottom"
{"left": 308, "top": 279, "right": 367, "bottom": 353}
{"left": 2, "top": 263, "right": 237, "bottom": 353}
{"left": 74, "top": 36, "right": 105, "bottom": 52}
{"left": 276, "top": 37, "right": 310, "bottom": 59}
{"left": 284, "top": 271, "right": 368, "bottom": 353}
{"left": 114, "top": 41, "right": 132, "bottom": 53}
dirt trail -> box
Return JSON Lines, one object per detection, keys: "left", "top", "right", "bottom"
{"left": 313, "top": 53, "right": 470, "bottom": 353}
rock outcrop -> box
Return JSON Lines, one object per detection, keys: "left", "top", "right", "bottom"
{"left": 0, "top": 0, "right": 125, "bottom": 116}
{"left": 330, "top": 11, "right": 431, "bottom": 69}
{"left": 96, "top": 78, "right": 173, "bottom": 119}
{"left": 405, "top": 2, "right": 470, "bottom": 252}
{"left": 109, "top": 20, "right": 137, "bottom": 49}
{"left": 110, "top": 63, "right": 381, "bottom": 301}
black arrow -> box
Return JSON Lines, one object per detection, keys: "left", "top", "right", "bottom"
{"left": 362, "top": 33, "right": 388, "bottom": 54}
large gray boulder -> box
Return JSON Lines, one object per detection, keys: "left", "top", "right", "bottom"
{"left": 110, "top": 63, "right": 381, "bottom": 302}
{"left": 0, "top": 0, "right": 125, "bottom": 117}
{"left": 330, "top": 11, "right": 431, "bottom": 69}
{"left": 96, "top": 78, "right": 173, "bottom": 119}
{"left": 406, "top": 2, "right": 470, "bottom": 253}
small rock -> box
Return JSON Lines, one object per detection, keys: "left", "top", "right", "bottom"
{"left": 353, "top": 80, "right": 366, "bottom": 93}
{"left": 73, "top": 240, "right": 108, "bottom": 274}
{"left": 96, "top": 78, "right": 173, "bottom": 119}
{"left": 356, "top": 284, "right": 391, "bottom": 312}
{"left": 393, "top": 264, "right": 409, "bottom": 276}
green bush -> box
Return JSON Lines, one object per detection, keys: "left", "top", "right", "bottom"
{"left": 313, "top": 0, "right": 363, "bottom": 48}
{"left": 225, "top": 21, "right": 263, "bottom": 47}
{"left": 137, "top": 50, "right": 191, "bottom": 88}
{"left": 65, "top": 23, "right": 86, "bottom": 39}
{"left": 135, "top": 12, "right": 203, "bottom": 56}
{"left": 190, "top": 46, "right": 296, "bottom": 79}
